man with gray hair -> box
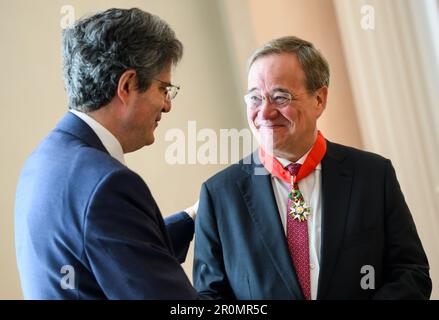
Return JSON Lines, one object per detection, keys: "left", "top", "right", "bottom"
{"left": 15, "top": 8, "right": 199, "bottom": 299}
{"left": 193, "top": 36, "right": 431, "bottom": 299}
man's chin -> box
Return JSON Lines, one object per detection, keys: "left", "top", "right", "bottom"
{"left": 141, "top": 131, "right": 155, "bottom": 147}
{"left": 257, "top": 130, "right": 282, "bottom": 145}
{"left": 145, "top": 136, "right": 155, "bottom": 146}
{"left": 259, "top": 137, "right": 282, "bottom": 154}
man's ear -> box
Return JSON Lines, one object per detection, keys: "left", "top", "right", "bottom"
{"left": 315, "top": 86, "right": 328, "bottom": 118}
{"left": 117, "top": 69, "right": 137, "bottom": 105}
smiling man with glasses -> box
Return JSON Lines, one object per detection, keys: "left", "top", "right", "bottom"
{"left": 193, "top": 35, "right": 431, "bottom": 300}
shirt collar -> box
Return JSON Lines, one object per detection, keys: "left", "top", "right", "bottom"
{"left": 275, "top": 149, "right": 322, "bottom": 170}
{"left": 69, "top": 109, "right": 125, "bottom": 165}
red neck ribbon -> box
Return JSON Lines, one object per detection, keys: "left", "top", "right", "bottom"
{"left": 258, "top": 130, "right": 327, "bottom": 184}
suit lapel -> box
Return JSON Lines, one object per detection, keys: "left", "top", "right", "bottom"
{"left": 237, "top": 153, "right": 304, "bottom": 299}
{"left": 317, "top": 141, "right": 353, "bottom": 299}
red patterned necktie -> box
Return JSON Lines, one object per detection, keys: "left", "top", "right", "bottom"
{"left": 286, "top": 163, "right": 311, "bottom": 300}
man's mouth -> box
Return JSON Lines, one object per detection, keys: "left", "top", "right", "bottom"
{"left": 257, "top": 123, "right": 284, "bottom": 129}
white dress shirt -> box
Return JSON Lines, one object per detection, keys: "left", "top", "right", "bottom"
{"left": 270, "top": 151, "right": 322, "bottom": 300}
{"left": 69, "top": 109, "right": 125, "bottom": 165}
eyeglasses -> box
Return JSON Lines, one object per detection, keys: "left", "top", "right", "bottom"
{"left": 154, "top": 79, "right": 180, "bottom": 101}
{"left": 244, "top": 90, "right": 293, "bottom": 109}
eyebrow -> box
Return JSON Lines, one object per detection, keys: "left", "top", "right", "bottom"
{"left": 247, "top": 87, "right": 293, "bottom": 94}
{"left": 271, "top": 87, "right": 291, "bottom": 94}
{"left": 156, "top": 79, "right": 172, "bottom": 87}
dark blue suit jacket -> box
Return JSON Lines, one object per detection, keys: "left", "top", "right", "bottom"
{"left": 193, "top": 141, "right": 431, "bottom": 299}
{"left": 15, "top": 112, "right": 198, "bottom": 299}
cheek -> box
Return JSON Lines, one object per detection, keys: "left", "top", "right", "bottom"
{"left": 278, "top": 108, "right": 295, "bottom": 125}
{"left": 247, "top": 109, "right": 256, "bottom": 125}
{"left": 138, "top": 107, "right": 151, "bottom": 123}
{"left": 141, "top": 102, "right": 158, "bottom": 123}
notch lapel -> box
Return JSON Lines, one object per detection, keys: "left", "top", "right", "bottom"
{"left": 317, "top": 141, "right": 353, "bottom": 299}
{"left": 237, "top": 154, "right": 304, "bottom": 299}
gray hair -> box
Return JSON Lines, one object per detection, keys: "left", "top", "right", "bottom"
{"left": 62, "top": 8, "right": 183, "bottom": 111}
{"left": 248, "top": 36, "right": 330, "bottom": 94}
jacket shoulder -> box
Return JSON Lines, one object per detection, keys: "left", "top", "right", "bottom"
{"left": 327, "top": 141, "right": 390, "bottom": 166}
{"left": 203, "top": 153, "right": 256, "bottom": 188}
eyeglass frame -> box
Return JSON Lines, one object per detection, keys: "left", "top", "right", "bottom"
{"left": 154, "top": 79, "right": 180, "bottom": 101}
{"left": 243, "top": 89, "right": 294, "bottom": 109}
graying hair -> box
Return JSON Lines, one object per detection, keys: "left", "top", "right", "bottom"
{"left": 248, "top": 36, "right": 330, "bottom": 94}
{"left": 62, "top": 8, "right": 183, "bottom": 111}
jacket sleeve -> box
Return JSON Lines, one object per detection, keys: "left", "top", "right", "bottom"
{"left": 164, "top": 211, "right": 194, "bottom": 263}
{"left": 373, "top": 160, "right": 432, "bottom": 299}
{"left": 192, "top": 183, "right": 236, "bottom": 299}
{"left": 84, "top": 168, "right": 198, "bottom": 299}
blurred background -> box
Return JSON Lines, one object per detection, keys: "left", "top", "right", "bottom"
{"left": 1, "top": 0, "right": 438, "bottom": 299}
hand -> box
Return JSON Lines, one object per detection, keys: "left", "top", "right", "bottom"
{"left": 185, "top": 200, "right": 199, "bottom": 221}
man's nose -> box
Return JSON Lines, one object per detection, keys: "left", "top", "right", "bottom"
{"left": 162, "top": 99, "right": 172, "bottom": 113}
{"left": 259, "top": 100, "right": 277, "bottom": 119}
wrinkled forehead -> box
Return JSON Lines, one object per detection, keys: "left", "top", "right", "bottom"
{"left": 247, "top": 53, "right": 306, "bottom": 92}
